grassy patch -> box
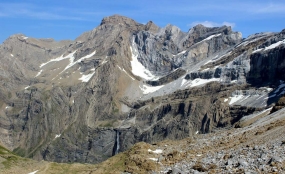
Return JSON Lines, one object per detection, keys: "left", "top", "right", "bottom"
{"left": 48, "top": 162, "right": 98, "bottom": 174}
{"left": 93, "top": 152, "right": 127, "bottom": 174}
{"left": 0, "top": 146, "right": 10, "bottom": 155}
{"left": 2, "top": 156, "right": 19, "bottom": 169}
{"left": 13, "top": 147, "right": 26, "bottom": 157}
{"left": 111, "top": 101, "right": 120, "bottom": 114}
{"left": 99, "top": 119, "right": 116, "bottom": 127}
{"left": 0, "top": 145, "right": 24, "bottom": 169}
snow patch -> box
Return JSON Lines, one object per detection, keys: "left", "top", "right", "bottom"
{"left": 39, "top": 50, "right": 96, "bottom": 76}
{"left": 240, "top": 107, "right": 272, "bottom": 122}
{"left": 237, "top": 41, "right": 249, "bottom": 47}
{"left": 196, "top": 131, "right": 199, "bottom": 134}
{"left": 229, "top": 95, "right": 244, "bottom": 105}
{"left": 55, "top": 134, "right": 61, "bottom": 139}
{"left": 186, "top": 78, "right": 219, "bottom": 88}
{"left": 203, "top": 52, "right": 231, "bottom": 65}
{"left": 10, "top": 54, "right": 14, "bottom": 57}
{"left": 81, "top": 50, "right": 96, "bottom": 59}
{"left": 204, "top": 60, "right": 213, "bottom": 65}
{"left": 252, "top": 39, "right": 285, "bottom": 54}
{"left": 130, "top": 40, "right": 159, "bottom": 80}
{"left": 203, "top": 34, "right": 221, "bottom": 41}
{"left": 40, "top": 51, "right": 77, "bottom": 68}
{"left": 148, "top": 158, "right": 158, "bottom": 161}
{"left": 193, "top": 34, "right": 221, "bottom": 46}
{"left": 148, "top": 149, "right": 163, "bottom": 154}
{"left": 101, "top": 60, "right": 108, "bottom": 64}
{"left": 78, "top": 72, "right": 95, "bottom": 82}
{"left": 178, "top": 50, "right": 186, "bottom": 55}
{"left": 252, "top": 48, "right": 263, "bottom": 54}
{"left": 139, "top": 84, "right": 164, "bottom": 94}
{"left": 264, "top": 40, "right": 285, "bottom": 51}
{"left": 25, "top": 86, "right": 30, "bottom": 89}
{"left": 35, "top": 70, "right": 42, "bottom": 77}
{"left": 202, "top": 68, "right": 209, "bottom": 72}
{"left": 266, "top": 88, "right": 273, "bottom": 92}
{"left": 224, "top": 98, "right": 228, "bottom": 102}
{"left": 101, "top": 56, "right": 108, "bottom": 64}
{"left": 61, "top": 50, "right": 96, "bottom": 73}
{"left": 181, "top": 79, "right": 188, "bottom": 87}
{"left": 28, "top": 170, "right": 38, "bottom": 174}
{"left": 22, "top": 36, "right": 28, "bottom": 40}
{"left": 173, "top": 50, "right": 186, "bottom": 57}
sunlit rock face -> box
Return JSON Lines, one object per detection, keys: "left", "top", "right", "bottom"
{"left": 0, "top": 14, "right": 284, "bottom": 164}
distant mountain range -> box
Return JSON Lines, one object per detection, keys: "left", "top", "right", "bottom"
{"left": 0, "top": 15, "right": 285, "bottom": 173}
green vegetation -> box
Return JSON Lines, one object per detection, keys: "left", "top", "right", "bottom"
{"left": 2, "top": 156, "right": 20, "bottom": 169}
{"left": 0, "top": 145, "right": 24, "bottom": 170}
{"left": 111, "top": 101, "right": 119, "bottom": 114}
{"left": 0, "top": 145, "right": 10, "bottom": 155}
{"left": 99, "top": 119, "right": 116, "bottom": 127}
{"left": 7, "top": 92, "right": 12, "bottom": 99}
{"left": 12, "top": 147, "right": 26, "bottom": 157}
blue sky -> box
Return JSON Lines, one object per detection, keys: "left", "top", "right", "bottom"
{"left": 1, "top": 0, "right": 285, "bottom": 43}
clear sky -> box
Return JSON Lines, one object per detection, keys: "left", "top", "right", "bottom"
{"left": 1, "top": 0, "right": 285, "bottom": 43}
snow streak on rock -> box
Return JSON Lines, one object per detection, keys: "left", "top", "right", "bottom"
{"left": 28, "top": 170, "right": 38, "bottom": 174}
{"left": 78, "top": 72, "right": 95, "bottom": 82}
{"left": 203, "top": 33, "right": 222, "bottom": 41}
{"left": 139, "top": 84, "right": 164, "bottom": 94}
{"left": 35, "top": 70, "right": 43, "bottom": 77}
{"left": 40, "top": 51, "right": 77, "bottom": 68}
{"left": 252, "top": 39, "right": 285, "bottom": 53}
{"left": 61, "top": 50, "right": 96, "bottom": 74}
{"left": 130, "top": 39, "right": 159, "bottom": 80}
{"left": 229, "top": 95, "right": 245, "bottom": 105}
{"left": 55, "top": 134, "right": 61, "bottom": 139}
{"left": 148, "top": 149, "right": 163, "bottom": 154}
{"left": 186, "top": 78, "right": 220, "bottom": 88}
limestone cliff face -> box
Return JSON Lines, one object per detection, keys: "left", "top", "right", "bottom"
{"left": 0, "top": 15, "right": 284, "bottom": 164}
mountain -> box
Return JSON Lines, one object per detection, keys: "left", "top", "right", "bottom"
{"left": 0, "top": 14, "right": 285, "bottom": 172}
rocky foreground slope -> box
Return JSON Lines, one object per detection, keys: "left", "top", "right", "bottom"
{"left": 0, "top": 14, "right": 285, "bottom": 171}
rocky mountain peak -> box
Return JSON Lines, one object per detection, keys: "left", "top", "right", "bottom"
{"left": 193, "top": 23, "right": 207, "bottom": 29}
{"left": 192, "top": 24, "right": 232, "bottom": 35}
{"left": 100, "top": 14, "right": 140, "bottom": 27}
{"left": 144, "top": 20, "right": 160, "bottom": 33}
{"left": 164, "top": 24, "right": 183, "bottom": 35}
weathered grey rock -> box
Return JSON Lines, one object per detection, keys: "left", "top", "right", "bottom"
{"left": 0, "top": 14, "right": 285, "bottom": 168}
{"left": 238, "top": 159, "right": 249, "bottom": 167}
{"left": 171, "top": 167, "right": 184, "bottom": 174}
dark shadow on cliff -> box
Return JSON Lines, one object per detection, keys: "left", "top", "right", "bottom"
{"left": 246, "top": 45, "right": 285, "bottom": 107}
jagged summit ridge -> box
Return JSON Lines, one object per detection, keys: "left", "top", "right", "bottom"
{"left": 100, "top": 14, "right": 144, "bottom": 28}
